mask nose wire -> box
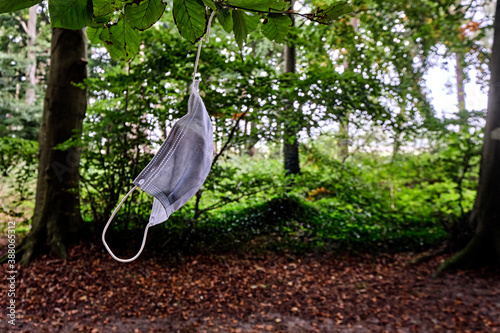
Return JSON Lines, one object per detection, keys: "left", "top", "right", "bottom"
{"left": 193, "top": 9, "right": 216, "bottom": 82}
{"left": 102, "top": 185, "right": 151, "bottom": 263}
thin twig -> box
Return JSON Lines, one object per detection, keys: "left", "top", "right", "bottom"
{"left": 199, "top": 186, "right": 272, "bottom": 215}
{"left": 211, "top": 108, "right": 250, "bottom": 168}
{"left": 221, "top": 3, "right": 345, "bottom": 24}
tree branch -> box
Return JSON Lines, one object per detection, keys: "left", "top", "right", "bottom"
{"left": 199, "top": 186, "right": 271, "bottom": 215}
{"left": 16, "top": 16, "right": 29, "bottom": 34}
{"left": 211, "top": 108, "right": 250, "bottom": 168}
{"left": 219, "top": 3, "right": 344, "bottom": 25}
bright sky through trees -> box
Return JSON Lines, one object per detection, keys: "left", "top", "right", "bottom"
{"left": 426, "top": 56, "right": 488, "bottom": 119}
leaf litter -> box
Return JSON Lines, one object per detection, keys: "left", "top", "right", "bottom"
{"left": 1, "top": 242, "right": 499, "bottom": 332}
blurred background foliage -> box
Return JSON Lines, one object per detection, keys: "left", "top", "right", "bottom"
{"left": 0, "top": 0, "right": 492, "bottom": 255}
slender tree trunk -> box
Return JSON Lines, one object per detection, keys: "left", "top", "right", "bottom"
{"left": 11, "top": 28, "right": 88, "bottom": 266}
{"left": 246, "top": 120, "right": 258, "bottom": 157}
{"left": 455, "top": 51, "right": 468, "bottom": 132}
{"left": 391, "top": 131, "right": 402, "bottom": 163}
{"left": 25, "top": 5, "right": 37, "bottom": 106}
{"left": 338, "top": 17, "right": 358, "bottom": 160}
{"left": 283, "top": 0, "right": 300, "bottom": 176}
{"left": 338, "top": 120, "right": 349, "bottom": 159}
{"left": 438, "top": 2, "right": 500, "bottom": 272}
{"left": 391, "top": 103, "right": 407, "bottom": 163}
{"left": 455, "top": 52, "right": 466, "bottom": 114}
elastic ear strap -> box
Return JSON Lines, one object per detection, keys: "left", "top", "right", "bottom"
{"left": 193, "top": 10, "right": 217, "bottom": 82}
{"left": 102, "top": 186, "right": 150, "bottom": 263}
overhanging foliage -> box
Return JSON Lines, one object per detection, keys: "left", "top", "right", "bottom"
{"left": 0, "top": 0, "right": 353, "bottom": 60}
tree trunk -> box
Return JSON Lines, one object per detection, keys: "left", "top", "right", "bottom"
{"left": 338, "top": 120, "right": 349, "bottom": 159}
{"left": 25, "top": 5, "right": 37, "bottom": 106}
{"left": 246, "top": 120, "right": 258, "bottom": 157}
{"left": 455, "top": 51, "right": 468, "bottom": 132}
{"left": 391, "top": 131, "right": 402, "bottom": 163}
{"left": 338, "top": 17, "right": 358, "bottom": 160}
{"left": 283, "top": 0, "right": 300, "bottom": 176}
{"left": 11, "top": 28, "right": 88, "bottom": 266}
{"left": 438, "top": 1, "right": 500, "bottom": 272}
{"left": 455, "top": 52, "right": 466, "bottom": 114}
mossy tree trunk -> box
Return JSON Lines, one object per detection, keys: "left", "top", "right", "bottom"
{"left": 439, "top": 1, "right": 500, "bottom": 272}
{"left": 13, "top": 28, "right": 88, "bottom": 266}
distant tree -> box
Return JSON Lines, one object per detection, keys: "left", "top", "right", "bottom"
{"left": 0, "top": 7, "right": 49, "bottom": 140}
{"left": 283, "top": 0, "right": 300, "bottom": 176}
{"left": 25, "top": 5, "right": 37, "bottom": 106}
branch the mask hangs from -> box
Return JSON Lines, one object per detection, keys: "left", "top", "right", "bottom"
{"left": 102, "top": 11, "right": 216, "bottom": 262}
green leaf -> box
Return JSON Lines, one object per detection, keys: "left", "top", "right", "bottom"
{"left": 225, "top": 0, "right": 288, "bottom": 12}
{"left": 231, "top": 10, "right": 259, "bottom": 48}
{"left": 124, "top": 0, "right": 166, "bottom": 30}
{"left": 218, "top": 8, "right": 233, "bottom": 33}
{"left": 87, "top": 26, "right": 103, "bottom": 44}
{"left": 91, "top": 14, "right": 112, "bottom": 26}
{"left": 261, "top": 14, "right": 291, "bottom": 43}
{"left": 99, "top": 16, "right": 141, "bottom": 60}
{"left": 93, "top": 0, "right": 115, "bottom": 17}
{"left": 232, "top": 9, "right": 247, "bottom": 49}
{"left": 0, "top": 0, "right": 41, "bottom": 13}
{"left": 49, "top": 0, "right": 93, "bottom": 30}
{"left": 309, "top": 1, "right": 353, "bottom": 24}
{"left": 173, "top": 0, "right": 207, "bottom": 43}
{"left": 201, "top": 0, "right": 216, "bottom": 11}
{"left": 243, "top": 11, "right": 259, "bottom": 33}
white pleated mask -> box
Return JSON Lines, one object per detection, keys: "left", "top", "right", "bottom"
{"left": 134, "top": 80, "right": 213, "bottom": 227}
{"left": 102, "top": 11, "right": 216, "bottom": 262}
{"left": 102, "top": 81, "right": 213, "bottom": 262}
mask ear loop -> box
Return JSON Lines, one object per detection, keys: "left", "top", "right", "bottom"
{"left": 192, "top": 9, "right": 216, "bottom": 82}
{"left": 102, "top": 186, "right": 151, "bottom": 263}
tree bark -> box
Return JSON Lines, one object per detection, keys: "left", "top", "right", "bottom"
{"left": 283, "top": 0, "right": 300, "bottom": 176}
{"left": 455, "top": 52, "right": 466, "bottom": 115}
{"left": 338, "top": 17, "right": 358, "bottom": 160}
{"left": 455, "top": 51, "right": 468, "bottom": 133}
{"left": 246, "top": 120, "right": 258, "bottom": 157}
{"left": 338, "top": 120, "right": 349, "bottom": 159}
{"left": 11, "top": 28, "right": 88, "bottom": 266}
{"left": 25, "top": 5, "right": 37, "bottom": 106}
{"left": 438, "top": 1, "right": 500, "bottom": 272}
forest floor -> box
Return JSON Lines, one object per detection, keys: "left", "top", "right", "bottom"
{"left": 1, "top": 241, "right": 499, "bottom": 333}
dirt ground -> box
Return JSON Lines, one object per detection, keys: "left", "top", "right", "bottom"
{"left": 1, "top": 241, "right": 499, "bottom": 333}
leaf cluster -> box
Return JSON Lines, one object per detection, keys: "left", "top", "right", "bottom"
{"left": 0, "top": 0, "right": 353, "bottom": 60}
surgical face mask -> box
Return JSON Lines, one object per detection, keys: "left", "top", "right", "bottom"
{"left": 103, "top": 10, "right": 216, "bottom": 262}
{"left": 134, "top": 79, "right": 213, "bottom": 227}
{"left": 102, "top": 80, "right": 213, "bottom": 262}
